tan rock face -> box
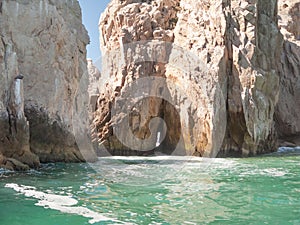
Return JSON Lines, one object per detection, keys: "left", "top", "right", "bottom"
{"left": 0, "top": 0, "right": 91, "bottom": 169}
{"left": 275, "top": 0, "right": 300, "bottom": 145}
{"left": 0, "top": 43, "right": 39, "bottom": 169}
{"left": 94, "top": 0, "right": 182, "bottom": 156}
{"left": 165, "top": 0, "right": 228, "bottom": 157}
{"left": 88, "top": 59, "right": 101, "bottom": 96}
{"left": 220, "top": 0, "right": 283, "bottom": 156}
{"left": 88, "top": 59, "right": 101, "bottom": 114}
{"left": 95, "top": 0, "right": 285, "bottom": 156}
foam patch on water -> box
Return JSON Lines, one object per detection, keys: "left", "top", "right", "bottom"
{"left": 278, "top": 146, "right": 300, "bottom": 153}
{"left": 103, "top": 156, "right": 199, "bottom": 161}
{"left": 5, "top": 183, "right": 125, "bottom": 224}
{"left": 0, "top": 168, "right": 14, "bottom": 178}
{"left": 261, "top": 168, "right": 288, "bottom": 177}
{"left": 240, "top": 168, "right": 288, "bottom": 177}
{"left": 101, "top": 156, "right": 237, "bottom": 164}
{"left": 93, "top": 156, "right": 239, "bottom": 187}
{"left": 98, "top": 156, "right": 239, "bottom": 173}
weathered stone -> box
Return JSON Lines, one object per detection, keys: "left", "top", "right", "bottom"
{"left": 220, "top": 0, "right": 283, "bottom": 156}
{"left": 5, "top": 158, "right": 30, "bottom": 171}
{"left": 0, "top": 153, "right": 5, "bottom": 166}
{"left": 275, "top": 0, "right": 300, "bottom": 145}
{"left": 95, "top": 0, "right": 181, "bottom": 156}
{"left": 0, "top": 0, "right": 94, "bottom": 169}
{"left": 0, "top": 42, "right": 40, "bottom": 170}
{"left": 94, "top": 0, "right": 285, "bottom": 157}
{"left": 88, "top": 59, "right": 101, "bottom": 95}
{"left": 88, "top": 59, "right": 101, "bottom": 112}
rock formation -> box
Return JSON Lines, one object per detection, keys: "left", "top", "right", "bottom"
{"left": 95, "top": 0, "right": 182, "bottom": 156}
{"left": 2, "top": 0, "right": 294, "bottom": 165}
{"left": 0, "top": 44, "right": 39, "bottom": 170}
{"left": 94, "top": 0, "right": 289, "bottom": 157}
{"left": 218, "top": 0, "right": 283, "bottom": 156}
{"left": 0, "top": 0, "right": 93, "bottom": 169}
{"left": 88, "top": 59, "right": 101, "bottom": 112}
{"left": 275, "top": 0, "right": 300, "bottom": 146}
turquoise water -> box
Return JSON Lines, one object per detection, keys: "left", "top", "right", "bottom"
{"left": 0, "top": 149, "right": 299, "bottom": 225}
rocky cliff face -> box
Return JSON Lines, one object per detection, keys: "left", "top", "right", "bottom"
{"left": 0, "top": 44, "right": 39, "bottom": 170}
{"left": 275, "top": 0, "right": 300, "bottom": 146}
{"left": 94, "top": 0, "right": 289, "bottom": 157}
{"left": 94, "top": 0, "right": 180, "bottom": 156}
{"left": 88, "top": 59, "right": 100, "bottom": 113}
{"left": 0, "top": 0, "right": 91, "bottom": 169}
{"left": 218, "top": 0, "right": 283, "bottom": 156}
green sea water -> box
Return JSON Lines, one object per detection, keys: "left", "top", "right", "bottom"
{"left": 0, "top": 148, "right": 299, "bottom": 225}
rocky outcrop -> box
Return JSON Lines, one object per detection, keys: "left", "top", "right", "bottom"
{"left": 0, "top": 0, "right": 92, "bottom": 169}
{"left": 88, "top": 59, "right": 101, "bottom": 112}
{"left": 94, "top": 0, "right": 285, "bottom": 157}
{"left": 0, "top": 44, "right": 39, "bottom": 170}
{"left": 218, "top": 0, "right": 283, "bottom": 156}
{"left": 275, "top": 0, "right": 300, "bottom": 146}
{"left": 94, "top": 0, "right": 180, "bottom": 156}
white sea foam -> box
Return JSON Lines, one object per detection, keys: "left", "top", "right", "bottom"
{"left": 101, "top": 155, "right": 236, "bottom": 163}
{"left": 278, "top": 146, "right": 300, "bottom": 153}
{"left": 5, "top": 183, "right": 125, "bottom": 224}
{"left": 260, "top": 168, "right": 288, "bottom": 177}
{"left": 240, "top": 168, "right": 288, "bottom": 177}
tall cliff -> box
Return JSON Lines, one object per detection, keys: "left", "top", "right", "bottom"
{"left": 93, "top": 0, "right": 292, "bottom": 157}
{"left": 275, "top": 0, "right": 300, "bottom": 146}
{"left": 0, "top": 0, "right": 91, "bottom": 170}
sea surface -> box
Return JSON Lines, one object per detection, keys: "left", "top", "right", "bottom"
{"left": 0, "top": 148, "right": 299, "bottom": 225}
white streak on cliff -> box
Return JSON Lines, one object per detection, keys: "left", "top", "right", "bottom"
{"left": 39, "top": 0, "right": 43, "bottom": 16}
{"left": 15, "top": 2, "right": 19, "bottom": 17}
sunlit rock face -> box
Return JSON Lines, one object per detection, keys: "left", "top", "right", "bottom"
{"left": 0, "top": 0, "right": 91, "bottom": 169}
{"left": 0, "top": 44, "right": 39, "bottom": 170}
{"left": 94, "top": 0, "right": 182, "bottom": 156}
{"left": 275, "top": 0, "right": 300, "bottom": 146}
{"left": 217, "top": 0, "right": 283, "bottom": 156}
{"left": 87, "top": 59, "right": 101, "bottom": 113}
{"left": 94, "top": 0, "right": 284, "bottom": 157}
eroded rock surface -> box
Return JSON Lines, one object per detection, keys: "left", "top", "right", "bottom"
{"left": 94, "top": 0, "right": 181, "bottom": 156}
{"left": 219, "top": 0, "right": 283, "bottom": 156}
{"left": 94, "top": 0, "right": 285, "bottom": 157}
{"left": 88, "top": 59, "right": 101, "bottom": 113}
{"left": 275, "top": 0, "right": 300, "bottom": 146}
{"left": 0, "top": 44, "right": 39, "bottom": 170}
{"left": 0, "top": 0, "right": 92, "bottom": 169}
